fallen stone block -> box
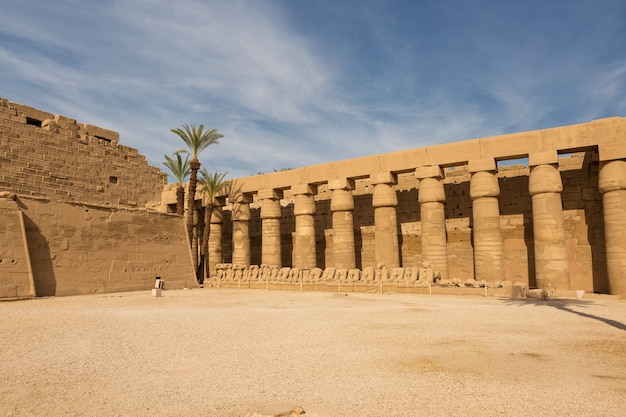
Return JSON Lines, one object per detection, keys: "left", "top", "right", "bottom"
{"left": 526, "top": 288, "right": 549, "bottom": 300}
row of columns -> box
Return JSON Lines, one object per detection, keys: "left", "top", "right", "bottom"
{"left": 212, "top": 155, "right": 626, "bottom": 295}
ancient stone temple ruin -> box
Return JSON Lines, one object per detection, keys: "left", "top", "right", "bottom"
{"left": 2, "top": 97, "right": 625, "bottom": 298}
{"left": 162, "top": 116, "right": 626, "bottom": 297}
{"left": 0, "top": 98, "right": 197, "bottom": 299}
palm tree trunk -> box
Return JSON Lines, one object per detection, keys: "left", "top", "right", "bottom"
{"left": 187, "top": 159, "right": 201, "bottom": 272}
{"left": 176, "top": 185, "right": 185, "bottom": 215}
{"left": 199, "top": 203, "right": 214, "bottom": 281}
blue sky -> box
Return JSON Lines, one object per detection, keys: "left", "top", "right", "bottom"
{"left": 1, "top": 0, "right": 625, "bottom": 179}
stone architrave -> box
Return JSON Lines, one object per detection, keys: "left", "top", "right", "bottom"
{"left": 208, "top": 205, "right": 224, "bottom": 278}
{"left": 528, "top": 152, "right": 570, "bottom": 290}
{"left": 415, "top": 166, "right": 449, "bottom": 280}
{"left": 371, "top": 172, "right": 400, "bottom": 268}
{"left": 292, "top": 184, "right": 318, "bottom": 269}
{"left": 598, "top": 158, "right": 626, "bottom": 296}
{"left": 259, "top": 188, "right": 283, "bottom": 268}
{"left": 329, "top": 178, "right": 356, "bottom": 269}
{"left": 469, "top": 159, "right": 504, "bottom": 282}
{"left": 232, "top": 194, "right": 252, "bottom": 267}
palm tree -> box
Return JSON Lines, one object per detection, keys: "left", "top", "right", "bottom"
{"left": 197, "top": 169, "right": 230, "bottom": 282}
{"left": 162, "top": 150, "right": 190, "bottom": 215}
{"left": 170, "top": 124, "right": 223, "bottom": 265}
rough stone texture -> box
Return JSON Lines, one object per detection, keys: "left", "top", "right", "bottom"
{"left": 329, "top": 185, "right": 356, "bottom": 269}
{"left": 0, "top": 98, "right": 163, "bottom": 208}
{"left": 0, "top": 196, "right": 35, "bottom": 298}
{"left": 372, "top": 179, "right": 400, "bottom": 268}
{"left": 528, "top": 163, "right": 570, "bottom": 290}
{"left": 232, "top": 200, "right": 252, "bottom": 266}
{"left": 292, "top": 192, "right": 317, "bottom": 269}
{"left": 15, "top": 196, "right": 197, "bottom": 296}
{"left": 260, "top": 196, "right": 282, "bottom": 267}
{"left": 470, "top": 170, "right": 504, "bottom": 282}
{"left": 0, "top": 98, "right": 196, "bottom": 297}
{"left": 599, "top": 160, "right": 626, "bottom": 296}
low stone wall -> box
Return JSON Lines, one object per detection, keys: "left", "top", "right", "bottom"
{"left": 1, "top": 194, "right": 197, "bottom": 298}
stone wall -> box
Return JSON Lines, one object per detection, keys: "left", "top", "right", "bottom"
{"left": 0, "top": 195, "right": 197, "bottom": 297}
{"left": 0, "top": 99, "right": 196, "bottom": 298}
{"left": 0, "top": 98, "right": 164, "bottom": 208}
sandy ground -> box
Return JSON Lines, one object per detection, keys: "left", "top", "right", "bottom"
{"left": 1, "top": 288, "right": 625, "bottom": 417}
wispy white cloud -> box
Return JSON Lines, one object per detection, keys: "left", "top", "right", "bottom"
{"left": 1, "top": 0, "right": 625, "bottom": 180}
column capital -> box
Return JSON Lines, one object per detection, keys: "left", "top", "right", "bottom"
{"left": 330, "top": 187, "right": 354, "bottom": 212}
{"left": 529, "top": 164, "right": 562, "bottom": 196}
{"left": 599, "top": 159, "right": 626, "bottom": 193}
{"left": 372, "top": 181, "right": 398, "bottom": 208}
{"left": 468, "top": 158, "right": 497, "bottom": 173}
{"left": 415, "top": 165, "right": 443, "bottom": 180}
{"left": 291, "top": 183, "right": 318, "bottom": 196}
{"left": 371, "top": 171, "right": 398, "bottom": 185}
{"left": 329, "top": 178, "right": 355, "bottom": 191}
{"left": 470, "top": 170, "right": 500, "bottom": 199}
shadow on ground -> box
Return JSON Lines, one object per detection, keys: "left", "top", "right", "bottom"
{"left": 499, "top": 297, "right": 626, "bottom": 332}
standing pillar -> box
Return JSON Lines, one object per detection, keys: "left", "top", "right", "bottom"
{"left": 232, "top": 194, "right": 252, "bottom": 267}
{"left": 528, "top": 151, "right": 570, "bottom": 290}
{"left": 469, "top": 159, "right": 504, "bottom": 282}
{"left": 329, "top": 178, "right": 356, "bottom": 269}
{"left": 415, "top": 166, "right": 449, "bottom": 280}
{"left": 292, "top": 184, "right": 317, "bottom": 269}
{"left": 598, "top": 157, "right": 626, "bottom": 296}
{"left": 372, "top": 172, "right": 400, "bottom": 268}
{"left": 207, "top": 205, "right": 224, "bottom": 278}
{"left": 259, "top": 188, "right": 283, "bottom": 268}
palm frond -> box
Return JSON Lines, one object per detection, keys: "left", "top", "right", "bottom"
{"left": 198, "top": 169, "right": 230, "bottom": 203}
{"left": 162, "top": 150, "right": 191, "bottom": 185}
{"left": 170, "top": 124, "right": 224, "bottom": 159}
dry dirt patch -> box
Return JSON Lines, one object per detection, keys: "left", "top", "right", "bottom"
{"left": 1, "top": 289, "right": 625, "bottom": 417}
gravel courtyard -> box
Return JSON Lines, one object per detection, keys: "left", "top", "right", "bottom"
{"left": 1, "top": 289, "right": 625, "bottom": 417}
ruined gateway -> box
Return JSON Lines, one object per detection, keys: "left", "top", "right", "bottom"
{"left": 1, "top": 97, "right": 625, "bottom": 299}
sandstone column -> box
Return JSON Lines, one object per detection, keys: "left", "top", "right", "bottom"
{"left": 372, "top": 172, "right": 400, "bottom": 268}
{"left": 232, "top": 194, "right": 252, "bottom": 267}
{"left": 415, "top": 166, "right": 448, "bottom": 280}
{"left": 598, "top": 156, "right": 626, "bottom": 296}
{"left": 292, "top": 184, "right": 317, "bottom": 269}
{"left": 329, "top": 178, "right": 356, "bottom": 269}
{"left": 469, "top": 159, "right": 504, "bottom": 282}
{"left": 208, "top": 205, "right": 224, "bottom": 278}
{"left": 259, "top": 188, "right": 283, "bottom": 268}
{"left": 528, "top": 151, "right": 570, "bottom": 290}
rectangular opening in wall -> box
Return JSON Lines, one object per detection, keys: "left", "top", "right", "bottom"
{"left": 109, "top": 176, "right": 118, "bottom": 184}
{"left": 496, "top": 156, "right": 529, "bottom": 168}
{"left": 26, "top": 117, "right": 42, "bottom": 127}
{"left": 557, "top": 151, "right": 590, "bottom": 170}
{"left": 441, "top": 163, "right": 469, "bottom": 186}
